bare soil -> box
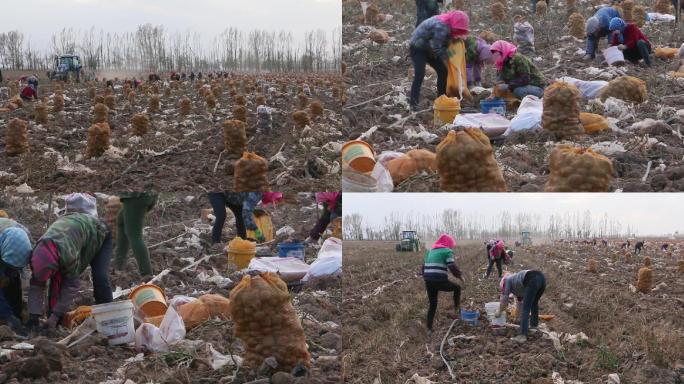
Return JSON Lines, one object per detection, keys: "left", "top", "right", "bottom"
{"left": 342, "top": 240, "right": 684, "bottom": 383}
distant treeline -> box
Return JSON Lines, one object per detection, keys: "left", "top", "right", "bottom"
{"left": 0, "top": 24, "right": 340, "bottom": 73}
{"left": 343, "top": 209, "right": 648, "bottom": 241}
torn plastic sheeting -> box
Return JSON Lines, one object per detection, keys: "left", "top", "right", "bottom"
{"left": 558, "top": 76, "right": 608, "bottom": 99}
{"left": 371, "top": 161, "right": 394, "bottom": 192}
{"left": 134, "top": 306, "right": 186, "bottom": 353}
{"left": 377, "top": 151, "right": 406, "bottom": 167}
{"left": 405, "top": 373, "right": 437, "bottom": 384}
{"left": 552, "top": 371, "right": 585, "bottom": 384}
{"left": 453, "top": 114, "right": 510, "bottom": 138}
{"left": 563, "top": 332, "right": 589, "bottom": 344}
{"left": 590, "top": 142, "right": 626, "bottom": 156}
{"left": 276, "top": 225, "right": 296, "bottom": 237}
{"left": 248, "top": 256, "right": 310, "bottom": 282}
{"left": 405, "top": 125, "right": 439, "bottom": 143}
{"left": 207, "top": 343, "right": 243, "bottom": 370}
{"left": 303, "top": 237, "right": 342, "bottom": 281}
{"left": 197, "top": 268, "right": 233, "bottom": 288}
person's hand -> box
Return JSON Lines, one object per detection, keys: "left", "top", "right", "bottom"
{"left": 618, "top": 44, "right": 626, "bottom": 51}
{"left": 254, "top": 228, "right": 265, "bottom": 243}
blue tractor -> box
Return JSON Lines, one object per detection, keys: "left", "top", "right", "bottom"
{"left": 49, "top": 55, "right": 82, "bottom": 83}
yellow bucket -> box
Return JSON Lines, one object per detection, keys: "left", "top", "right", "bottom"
{"left": 246, "top": 209, "right": 273, "bottom": 242}
{"left": 341, "top": 140, "right": 376, "bottom": 173}
{"left": 128, "top": 284, "right": 168, "bottom": 317}
{"left": 433, "top": 95, "right": 461, "bottom": 127}
{"left": 227, "top": 248, "right": 256, "bottom": 269}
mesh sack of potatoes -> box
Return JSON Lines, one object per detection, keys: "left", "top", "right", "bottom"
{"left": 542, "top": 82, "right": 583, "bottom": 139}
{"left": 233, "top": 105, "right": 247, "bottom": 122}
{"left": 369, "top": 29, "right": 390, "bottom": 44}
{"left": 579, "top": 112, "right": 609, "bottom": 134}
{"left": 105, "top": 196, "right": 122, "bottom": 239}
{"left": 633, "top": 5, "right": 646, "bottom": 26}
{"left": 131, "top": 113, "right": 150, "bottom": 136}
{"left": 310, "top": 100, "right": 324, "bottom": 117}
{"left": 587, "top": 259, "right": 598, "bottom": 273}
{"left": 179, "top": 97, "right": 192, "bottom": 116}
{"left": 568, "top": 12, "right": 585, "bottom": 39}
{"left": 436, "top": 129, "right": 507, "bottom": 192}
{"left": 292, "top": 110, "right": 310, "bottom": 128}
{"left": 598, "top": 76, "right": 647, "bottom": 104}
{"left": 636, "top": 267, "right": 652, "bottom": 293}
{"left": 543, "top": 145, "right": 613, "bottom": 192}
{"left": 491, "top": 2, "right": 506, "bottom": 21}
{"left": 677, "top": 259, "right": 684, "bottom": 273}
{"left": 298, "top": 92, "right": 309, "bottom": 109}
{"left": 234, "top": 94, "right": 246, "bottom": 106}
{"left": 104, "top": 94, "right": 117, "bottom": 109}
{"left": 654, "top": 0, "right": 673, "bottom": 14}
{"left": 148, "top": 95, "right": 161, "bottom": 112}
{"left": 234, "top": 152, "right": 270, "bottom": 192}
{"left": 622, "top": 0, "right": 634, "bottom": 21}
{"left": 5, "top": 118, "right": 29, "bottom": 156}
{"left": 643, "top": 256, "right": 652, "bottom": 267}
{"left": 178, "top": 300, "right": 212, "bottom": 330}
{"left": 655, "top": 47, "right": 679, "bottom": 59}
{"left": 128, "top": 91, "right": 136, "bottom": 105}
{"left": 386, "top": 156, "right": 418, "bottom": 185}
{"left": 536, "top": 1, "right": 547, "bottom": 16}
{"left": 86, "top": 122, "right": 111, "bottom": 158}
{"left": 257, "top": 105, "right": 273, "bottom": 134}
{"left": 53, "top": 94, "right": 64, "bottom": 112}
{"left": 35, "top": 102, "right": 48, "bottom": 124}
{"left": 223, "top": 119, "right": 247, "bottom": 156}
{"left": 229, "top": 272, "right": 311, "bottom": 371}
{"left": 93, "top": 103, "right": 109, "bottom": 124}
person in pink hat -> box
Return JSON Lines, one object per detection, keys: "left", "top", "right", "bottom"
{"left": 422, "top": 234, "right": 464, "bottom": 333}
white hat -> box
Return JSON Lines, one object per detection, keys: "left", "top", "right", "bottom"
{"left": 62, "top": 193, "right": 98, "bottom": 217}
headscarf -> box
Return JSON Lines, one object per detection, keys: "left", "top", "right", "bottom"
{"left": 260, "top": 192, "right": 283, "bottom": 207}
{"left": 62, "top": 193, "right": 98, "bottom": 217}
{"left": 490, "top": 40, "right": 518, "bottom": 71}
{"left": 608, "top": 17, "right": 626, "bottom": 32}
{"left": 436, "top": 11, "right": 470, "bottom": 38}
{"left": 585, "top": 16, "right": 600, "bottom": 34}
{"left": 432, "top": 234, "right": 456, "bottom": 249}
{"left": 316, "top": 192, "right": 340, "bottom": 211}
{"left": 0, "top": 227, "right": 32, "bottom": 268}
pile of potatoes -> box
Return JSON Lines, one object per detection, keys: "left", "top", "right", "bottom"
{"left": 544, "top": 145, "right": 613, "bottom": 192}
{"left": 234, "top": 152, "right": 270, "bottom": 192}
{"left": 223, "top": 120, "right": 247, "bottom": 156}
{"left": 542, "top": 82, "right": 584, "bottom": 139}
{"left": 599, "top": 76, "right": 648, "bottom": 104}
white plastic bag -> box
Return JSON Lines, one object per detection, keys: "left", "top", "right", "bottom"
{"left": 376, "top": 151, "right": 406, "bottom": 167}
{"left": 558, "top": 76, "right": 608, "bottom": 99}
{"left": 248, "top": 256, "right": 311, "bottom": 282}
{"left": 134, "top": 306, "right": 186, "bottom": 353}
{"left": 303, "top": 237, "right": 342, "bottom": 281}
{"left": 505, "top": 95, "right": 543, "bottom": 135}
{"left": 371, "top": 161, "right": 394, "bottom": 192}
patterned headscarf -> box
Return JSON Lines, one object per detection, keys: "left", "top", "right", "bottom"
{"left": 490, "top": 40, "right": 518, "bottom": 71}
{"left": 0, "top": 227, "right": 32, "bottom": 268}
{"left": 436, "top": 11, "right": 470, "bottom": 38}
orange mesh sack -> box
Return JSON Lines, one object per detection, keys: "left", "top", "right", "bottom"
{"left": 198, "top": 294, "right": 231, "bottom": 320}
{"left": 544, "top": 145, "right": 613, "bottom": 192}
{"left": 62, "top": 306, "right": 92, "bottom": 329}
{"left": 407, "top": 149, "right": 437, "bottom": 171}
{"left": 636, "top": 267, "right": 652, "bottom": 293}
{"left": 6, "top": 118, "right": 29, "bottom": 156}
{"left": 579, "top": 112, "right": 609, "bottom": 134}
{"left": 386, "top": 156, "right": 418, "bottom": 185}
{"left": 234, "top": 152, "right": 270, "bottom": 192}
{"left": 655, "top": 47, "right": 679, "bottom": 59}
{"left": 436, "top": 129, "right": 507, "bottom": 192}
{"left": 178, "top": 300, "right": 211, "bottom": 330}
{"left": 229, "top": 273, "right": 311, "bottom": 371}
{"left": 542, "top": 82, "right": 583, "bottom": 139}
{"left": 598, "top": 76, "right": 647, "bottom": 104}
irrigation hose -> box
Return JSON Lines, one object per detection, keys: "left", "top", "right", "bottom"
{"left": 439, "top": 318, "right": 458, "bottom": 380}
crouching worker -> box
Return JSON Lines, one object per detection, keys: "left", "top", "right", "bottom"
{"left": 583, "top": 6, "right": 620, "bottom": 60}
{"left": 490, "top": 40, "right": 546, "bottom": 99}
{"left": 19, "top": 84, "right": 37, "bottom": 102}
{"left": 27, "top": 194, "right": 113, "bottom": 332}
{"left": 485, "top": 240, "right": 507, "bottom": 278}
{"left": 306, "top": 192, "right": 342, "bottom": 244}
{"left": 465, "top": 35, "right": 493, "bottom": 88}
{"left": 422, "top": 234, "right": 464, "bottom": 333}
{"left": 608, "top": 17, "right": 652, "bottom": 67}
{"left": 0, "top": 218, "right": 32, "bottom": 335}
{"left": 495, "top": 270, "right": 546, "bottom": 343}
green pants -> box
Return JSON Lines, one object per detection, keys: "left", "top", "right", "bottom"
{"left": 114, "top": 193, "right": 158, "bottom": 276}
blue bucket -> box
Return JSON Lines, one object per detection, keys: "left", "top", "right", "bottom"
{"left": 460, "top": 309, "right": 480, "bottom": 326}
{"left": 480, "top": 98, "right": 506, "bottom": 115}
{"left": 277, "top": 242, "right": 305, "bottom": 261}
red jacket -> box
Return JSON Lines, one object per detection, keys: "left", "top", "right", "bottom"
{"left": 20, "top": 85, "right": 37, "bottom": 100}
{"left": 611, "top": 24, "right": 650, "bottom": 50}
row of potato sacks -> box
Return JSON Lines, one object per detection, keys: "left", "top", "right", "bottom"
{"left": 388, "top": 76, "right": 650, "bottom": 192}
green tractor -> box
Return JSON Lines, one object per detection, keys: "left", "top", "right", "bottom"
{"left": 48, "top": 54, "right": 83, "bottom": 83}
{"left": 521, "top": 231, "right": 532, "bottom": 246}
{"left": 396, "top": 231, "right": 421, "bottom": 252}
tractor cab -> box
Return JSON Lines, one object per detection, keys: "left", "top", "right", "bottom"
{"left": 50, "top": 54, "right": 82, "bottom": 82}
{"left": 521, "top": 231, "right": 532, "bottom": 246}
{"left": 396, "top": 231, "right": 420, "bottom": 252}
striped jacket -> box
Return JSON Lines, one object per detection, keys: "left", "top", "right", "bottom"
{"left": 422, "top": 247, "right": 462, "bottom": 281}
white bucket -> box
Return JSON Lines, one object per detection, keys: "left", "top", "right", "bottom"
{"left": 603, "top": 46, "right": 625, "bottom": 66}
{"left": 91, "top": 300, "right": 136, "bottom": 345}
{"left": 485, "top": 302, "right": 506, "bottom": 326}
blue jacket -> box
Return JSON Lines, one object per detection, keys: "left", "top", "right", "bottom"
{"left": 585, "top": 7, "right": 620, "bottom": 57}
{"left": 410, "top": 16, "right": 452, "bottom": 61}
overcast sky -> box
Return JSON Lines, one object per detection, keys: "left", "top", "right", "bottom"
{"left": 1, "top": 0, "right": 340, "bottom": 51}
{"left": 343, "top": 193, "right": 683, "bottom": 236}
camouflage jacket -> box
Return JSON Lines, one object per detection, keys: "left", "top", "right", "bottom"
{"left": 497, "top": 53, "right": 546, "bottom": 89}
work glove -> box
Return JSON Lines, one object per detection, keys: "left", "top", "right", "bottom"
{"left": 496, "top": 83, "right": 509, "bottom": 92}
{"left": 618, "top": 44, "right": 627, "bottom": 51}
{"left": 254, "top": 228, "right": 265, "bottom": 243}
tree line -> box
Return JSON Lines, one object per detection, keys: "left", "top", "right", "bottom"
{"left": 0, "top": 24, "right": 341, "bottom": 73}
{"left": 343, "top": 209, "right": 645, "bottom": 241}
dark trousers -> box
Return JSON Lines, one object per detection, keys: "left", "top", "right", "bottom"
{"left": 410, "top": 46, "right": 448, "bottom": 107}
{"left": 415, "top": 0, "right": 439, "bottom": 26}
{"left": 520, "top": 271, "right": 546, "bottom": 335}
{"left": 208, "top": 192, "right": 246, "bottom": 243}
{"left": 310, "top": 207, "right": 332, "bottom": 241}
{"left": 425, "top": 279, "right": 461, "bottom": 330}
{"left": 92, "top": 231, "right": 114, "bottom": 305}
{"left": 0, "top": 266, "right": 22, "bottom": 319}
{"left": 486, "top": 257, "right": 503, "bottom": 278}
{"left": 623, "top": 40, "right": 651, "bottom": 66}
